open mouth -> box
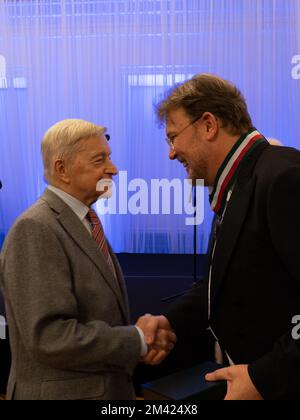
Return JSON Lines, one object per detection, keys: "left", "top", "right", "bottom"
{"left": 177, "top": 158, "right": 190, "bottom": 173}
{"left": 182, "top": 161, "right": 189, "bottom": 172}
{"left": 178, "top": 158, "right": 187, "bottom": 167}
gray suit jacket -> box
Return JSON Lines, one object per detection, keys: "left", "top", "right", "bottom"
{"left": 0, "top": 189, "right": 141, "bottom": 400}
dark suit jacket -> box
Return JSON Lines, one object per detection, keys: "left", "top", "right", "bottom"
{"left": 0, "top": 189, "right": 141, "bottom": 400}
{"left": 167, "top": 143, "right": 300, "bottom": 400}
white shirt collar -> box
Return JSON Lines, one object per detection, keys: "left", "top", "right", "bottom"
{"left": 47, "top": 185, "right": 89, "bottom": 223}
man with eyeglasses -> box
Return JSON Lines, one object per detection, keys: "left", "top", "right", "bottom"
{"left": 141, "top": 74, "right": 300, "bottom": 400}
{"left": 0, "top": 119, "right": 176, "bottom": 400}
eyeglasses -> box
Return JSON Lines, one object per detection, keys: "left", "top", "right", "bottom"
{"left": 165, "top": 116, "right": 202, "bottom": 150}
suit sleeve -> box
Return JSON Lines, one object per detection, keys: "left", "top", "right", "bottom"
{"left": 248, "top": 167, "right": 300, "bottom": 400}
{"left": 0, "top": 217, "right": 141, "bottom": 373}
{"left": 165, "top": 280, "right": 209, "bottom": 340}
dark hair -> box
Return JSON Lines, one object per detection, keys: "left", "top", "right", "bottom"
{"left": 156, "top": 73, "right": 252, "bottom": 135}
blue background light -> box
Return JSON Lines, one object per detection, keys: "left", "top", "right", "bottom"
{"left": 0, "top": 0, "right": 300, "bottom": 253}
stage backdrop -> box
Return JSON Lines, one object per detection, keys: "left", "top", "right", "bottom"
{"left": 0, "top": 0, "right": 300, "bottom": 253}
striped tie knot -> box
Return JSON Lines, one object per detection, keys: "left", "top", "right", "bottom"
{"left": 87, "top": 208, "right": 101, "bottom": 228}
{"left": 86, "top": 209, "right": 116, "bottom": 277}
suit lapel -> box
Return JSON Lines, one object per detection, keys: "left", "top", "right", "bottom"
{"left": 107, "top": 242, "right": 131, "bottom": 324}
{"left": 210, "top": 142, "right": 269, "bottom": 312}
{"left": 41, "top": 189, "right": 128, "bottom": 320}
{"left": 210, "top": 177, "right": 256, "bottom": 310}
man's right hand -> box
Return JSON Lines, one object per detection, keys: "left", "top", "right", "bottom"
{"left": 136, "top": 314, "right": 177, "bottom": 365}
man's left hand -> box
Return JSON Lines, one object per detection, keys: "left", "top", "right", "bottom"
{"left": 205, "top": 365, "right": 263, "bottom": 400}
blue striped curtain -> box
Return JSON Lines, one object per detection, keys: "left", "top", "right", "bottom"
{"left": 0, "top": 0, "right": 300, "bottom": 253}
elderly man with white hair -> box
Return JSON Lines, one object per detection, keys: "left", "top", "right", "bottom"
{"left": 0, "top": 119, "right": 176, "bottom": 400}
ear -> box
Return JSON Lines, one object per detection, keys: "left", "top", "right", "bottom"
{"left": 201, "top": 112, "right": 219, "bottom": 140}
{"left": 54, "top": 159, "right": 71, "bottom": 183}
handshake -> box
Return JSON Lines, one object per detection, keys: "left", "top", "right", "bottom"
{"left": 135, "top": 314, "right": 177, "bottom": 365}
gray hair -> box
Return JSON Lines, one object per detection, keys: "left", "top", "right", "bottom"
{"left": 156, "top": 73, "right": 252, "bottom": 136}
{"left": 41, "top": 119, "right": 106, "bottom": 182}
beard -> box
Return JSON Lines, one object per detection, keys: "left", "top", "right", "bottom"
{"left": 186, "top": 158, "right": 208, "bottom": 185}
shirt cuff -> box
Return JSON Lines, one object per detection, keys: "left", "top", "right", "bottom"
{"left": 135, "top": 326, "right": 148, "bottom": 357}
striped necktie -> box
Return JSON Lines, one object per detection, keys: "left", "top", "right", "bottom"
{"left": 86, "top": 209, "right": 117, "bottom": 277}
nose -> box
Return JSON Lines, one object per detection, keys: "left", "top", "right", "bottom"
{"left": 105, "top": 160, "right": 118, "bottom": 176}
{"left": 169, "top": 148, "right": 177, "bottom": 160}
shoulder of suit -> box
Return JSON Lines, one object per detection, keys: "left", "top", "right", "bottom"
{"left": 252, "top": 146, "right": 300, "bottom": 194}
{"left": 6, "top": 197, "right": 59, "bottom": 240}
{"left": 256, "top": 145, "right": 300, "bottom": 175}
